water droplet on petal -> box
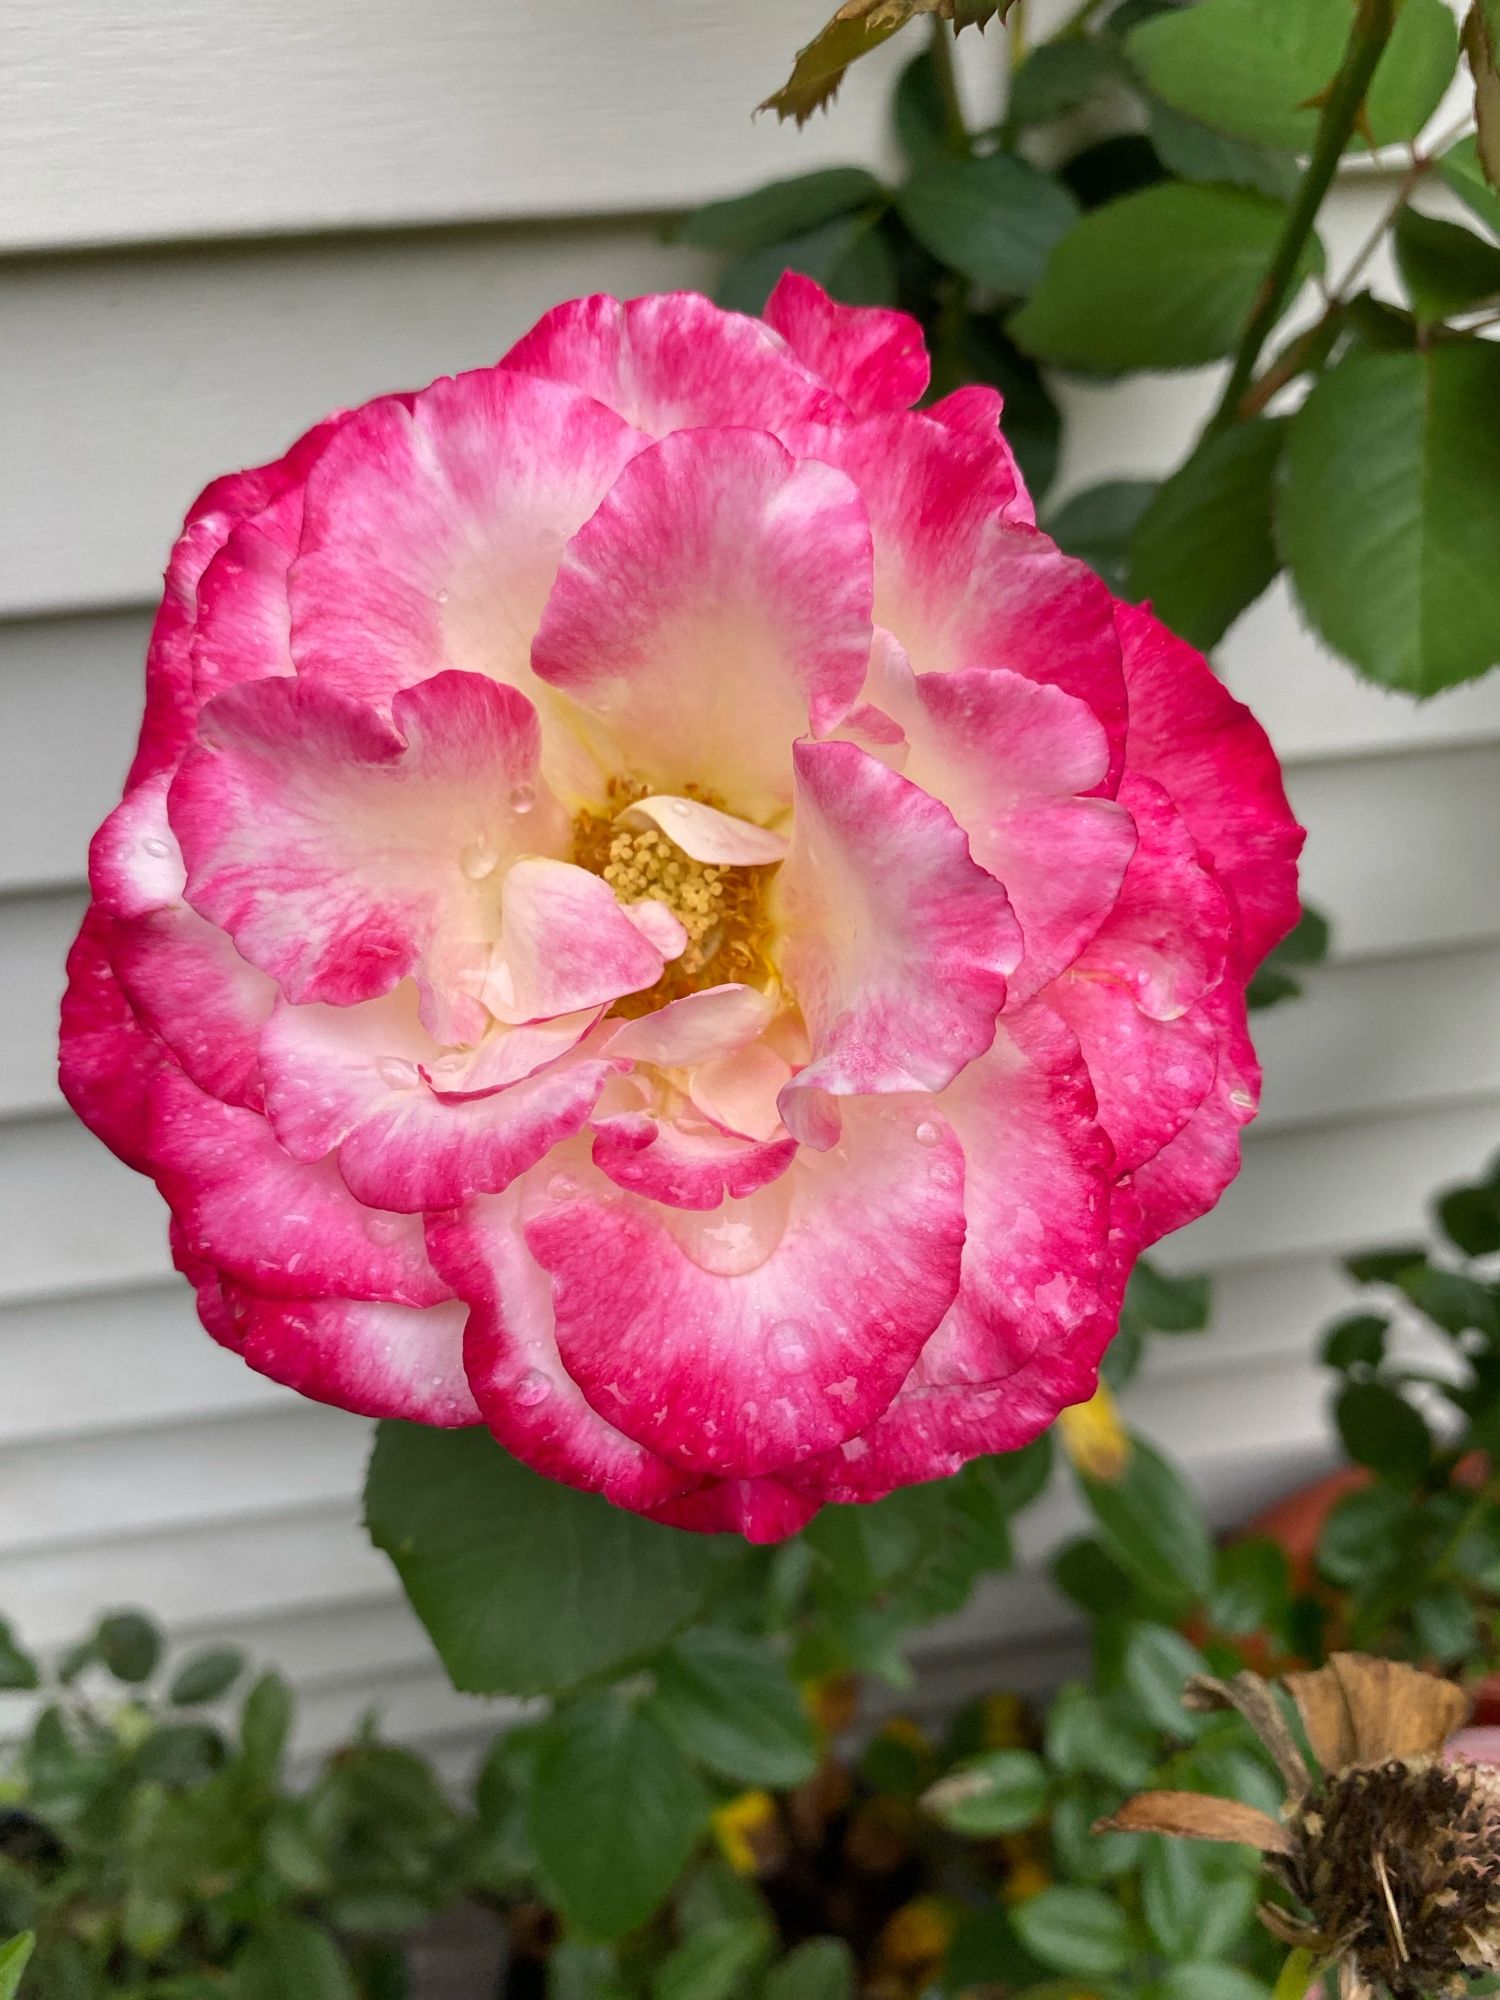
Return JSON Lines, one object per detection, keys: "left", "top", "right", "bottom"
{"left": 915, "top": 1119, "right": 941, "bottom": 1147}
{"left": 435, "top": 587, "right": 451, "bottom": 605}
{"left": 143, "top": 837, "right": 171, "bottom": 858}
{"left": 460, "top": 838, "right": 498, "bottom": 881}
{"left": 513, "top": 1369, "right": 552, "bottom": 1408}
{"left": 930, "top": 1159, "right": 960, "bottom": 1189}
{"left": 669, "top": 799, "right": 691, "bottom": 816}
{"left": 770, "top": 1322, "right": 808, "bottom": 1368}
{"left": 364, "top": 1210, "right": 406, "bottom": 1244}
{"left": 377, "top": 1057, "right": 418, "bottom": 1090}
{"left": 509, "top": 782, "right": 535, "bottom": 816}
{"left": 547, "top": 1173, "right": 577, "bottom": 1201}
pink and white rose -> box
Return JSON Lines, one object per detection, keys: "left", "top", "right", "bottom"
{"left": 61, "top": 277, "right": 1302, "bottom": 1540}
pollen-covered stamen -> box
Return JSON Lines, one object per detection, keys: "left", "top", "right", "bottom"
{"left": 572, "top": 782, "right": 781, "bottom": 1012}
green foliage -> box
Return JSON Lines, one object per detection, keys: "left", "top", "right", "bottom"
{"left": 1394, "top": 206, "right": 1500, "bottom": 319}
{"left": 365, "top": 1423, "right": 746, "bottom": 1695}
{"left": 1010, "top": 1884, "right": 1138, "bottom": 1977}
{"left": 923, "top": 1746, "right": 1050, "bottom": 1833}
{"left": 1078, "top": 1437, "right": 1216, "bottom": 1610}
{"left": 1127, "top": 419, "right": 1286, "bottom": 649}
{"left": 646, "top": 1630, "right": 818, "bottom": 1787}
{"left": 0, "top": 1615, "right": 478, "bottom": 1999}
{"left": 763, "top": 1937, "right": 856, "bottom": 2000}
{"left": 1045, "top": 480, "right": 1159, "bottom": 591}
{"left": 1011, "top": 184, "right": 1320, "bottom": 373}
{"left": 897, "top": 151, "right": 1079, "bottom": 294}
{"left": 1125, "top": 0, "right": 1457, "bottom": 151}
{"left": 1279, "top": 342, "right": 1500, "bottom": 694}
{"left": 526, "top": 1697, "right": 711, "bottom": 1939}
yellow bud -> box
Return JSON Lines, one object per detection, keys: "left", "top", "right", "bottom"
{"left": 711, "top": 1789, "right": 777, "bottom": 1875}
{"left": 1058, "top": 1382, "right": 1131, "bottom": 1483}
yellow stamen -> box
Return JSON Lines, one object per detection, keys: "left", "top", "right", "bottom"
{"left": 572, "top": 779, "right": 778, "bottom": 1013}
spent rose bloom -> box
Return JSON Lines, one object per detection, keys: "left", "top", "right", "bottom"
{"left": 60, "top": 278, "right": 1302, "bottom": 1540}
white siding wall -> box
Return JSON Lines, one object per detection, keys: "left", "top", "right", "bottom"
{"left": 3, "top": 0, "right": 1498, "bottom": 1761}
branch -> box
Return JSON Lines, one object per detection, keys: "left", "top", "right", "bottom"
{"left": 1205, "top": 0, "right": 1397, "bottom": 435}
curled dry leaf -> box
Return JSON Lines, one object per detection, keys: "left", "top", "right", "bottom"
{"left": 760, "top": 0, "right": 1011, "bottom": 123}
{"left": 1109, "top": 1655, "right": 1499, "bottom": 2000}
{"left": 1464, "top": 4, "right": 1500, "bottom": 193}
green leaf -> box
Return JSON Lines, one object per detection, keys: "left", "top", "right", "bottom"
{"left": 1010, "top": 184, "right": 1318, "bottom": 372}
{"left": 1279, "top": 342, "right": 1500, "bottom": 693}
{"left": 1045, "top": 481, "right": 1158, "bottom": 591}
{"left": 653, "top": 1920, "right": 766, "bottom": 2000}
{"left": 716, "top": 212, "right": 897, "bottom": 316}
{"left": 134, "top": 1721, "right": 227, "bottom": 1787}
{"left": 1009, "top": 1886, "right": 1136, "bottom": 1978}
{"left": 1318, "top": 1482, "right": 1411, "bottom": 1588}
{"left": 1009, "top": 40, "right": 1115, "bottom": 126}
{"left": 233, "top": 1919, "right": 357, "bottom": 2000}
{"left": 1321, "top": 1312, "right": 1390, "bottom": 1373}
{"left": 1396, "top": 1263, "right": 1500, "bottom": 1336}
{"left": 364, "top": 1423, "right": 744, "bottom": 1696}
{"left": 1345, "top": 290, "right": 1421, "bottom": 351}
{"left": 1438, "top": 1183, "right": 1500, "bottom": 1257}
{"left": 1395, "top": 206, "right": 1500, "bottom": 319}
{"left": 1411, "top": 1582, "right": 1479, "bottom": 1663}
{"left": 1335, "top": 1381, "right": 1432, "bottom": 1486}
{"left": 676, "top": 168, "right": 885, "bottom": 252}
{"left": 758, "top": 8, "right": 908, "bottom": 125}
{"left": 1438, "top": 135, "right": 1500, "bottom": 236}
{"left": 168, "top": 1646, "right": 246, "bottom": 1707}
{"left": 1345, "top": 1242, "right": 1426, "bottom": 1285}
{"left": 1246, "top": 966, "right": 1302, "bottom": 1009}
{"left": 1146, "top": 102, "right": 1299, "bottom": 199}
{"left": 0, "top": 1936, "right": 35, "bottom": 2000}
{"left": 527, "top": 1696, "right": 711, "bottom": 1939}
{"left": 97, "top": 1609, "right": 162, "bottom": 1684}
{"left": 1141, "top": 1834, "right": 1257, "bottom": 1960}
{"left": 1210, "top": 1539, "right": 1293, "bottom": 1639}
{"left": 923, "top": 1747, "right": 1050, "bottom": 1834}
{"left": 978, "top": 1432, "right": 1055, "bottom": 1514}
{"left": 764, "top": 1938, "right": 857, "bottom": 2000}
{"left": 897, "top": 152, "right": 1080, "bottom": 295}
{"left": 1044, "top": 1683, "right": 1157, "bottom": 1790}
{"left": 1128, "top": 418, "right": 1287, "bottom": 648}
{"left": 1277, "top": 905, "right": 1332, "bottom": 967}
{"left": 1149, "top": 1968, "right": 1269, "bottom": 2000}
{"left": 1126, "top": 1260, "right": 1213, "bottom": 1335}
{"left": 893, "top": 49, "right": 951, "bottom": 170}
{"left": 1053, "top": 1536, "right": 1142, "bottom": 1618}
{"left": 1119, "top": 1624, "right": 1210, "bottom": 1735}
{"left": 1128, "top": 0, "right": 1458, "bottom": 151}
{"left": 647, "top": 1629, "right": 817, "bottom": 1787}
{"left": 0, "top": 1623, "right": 38, "bottom": 1694}
{"left": 1078, "top": 1436, "right": 1215, "bottom": 1609}
{"left": 239, "top": 1671, "right": 293, "bottom": 1782}
{"left": 1060, "top": 133, "right": 1167, "bottom": 211}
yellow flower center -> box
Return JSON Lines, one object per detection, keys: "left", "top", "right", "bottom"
{"left": 572, "top": 781, "right": 779, "bottom": 1014}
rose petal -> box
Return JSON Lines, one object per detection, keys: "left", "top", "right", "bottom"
{"left": 532, "top": 427, "right": 874, "bottom": 818}
{"left": 774, "top": 738, "right": 1019, "bottom": 1144}
{"left": 764, "top": 271, "right": 929, "bottom": 418}
{"left": 499, "top": 290, "right": 846, "bottom": 436}
{"left": 523, "top": 1100, "right": 967, "bottom": 1480}
{"left": 171, "top": 671, "right": 565, "bottom": 1041}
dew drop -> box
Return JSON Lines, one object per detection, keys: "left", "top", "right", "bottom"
{"left": 668, "top": 798, "right": 691, "bottom": 817}
{"left": 143, "top": 836, "right": 171, "bottom": 858}
{"left": 914, "top": 1119, "right": 941, "bottom": 1147}
{"left": 460, "top": 838, "right": 498, "bottom": 881}
{"left": 513, "top": 1369, "right": 553, "bottom": 1408}
{"left": 435, "top": 587, "right": 451, "bottom": 605}
{"left": 364, "top": 1210, "right": 406, "bottom": 1244}
{"left": 377, "top": 1057, "right": 418, "bottom": 1090}
{"left": 547, "top": 1172, "right": 577, "bottom": 1201}
{"left": 770, "top": 1322, "right": 808, "bottom": 1368}
{"left": 930, "top": 1159, "right": 960, "bottom": 1189}
{"left": 509, "top": 782, "right": 535, "bottom": 816}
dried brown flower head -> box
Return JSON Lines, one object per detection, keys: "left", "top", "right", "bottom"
{"left": 1100, "top": 1653, "right": 1500, "bottom": 1999}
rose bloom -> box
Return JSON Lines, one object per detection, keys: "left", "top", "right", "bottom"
{"left": 61, "top": 278, "right": 1301, "bottom": 1540}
